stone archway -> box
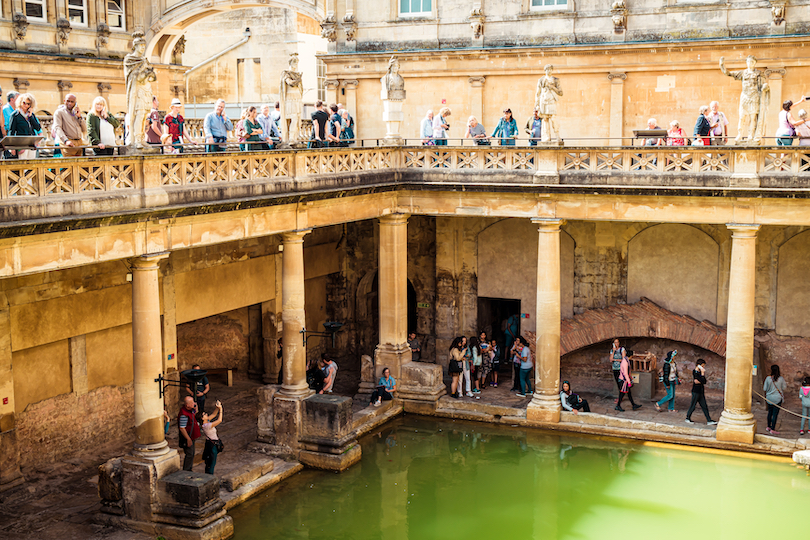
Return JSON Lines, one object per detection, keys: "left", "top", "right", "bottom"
{"left": 776, "top": 230, "right": 810, "bottom": 336}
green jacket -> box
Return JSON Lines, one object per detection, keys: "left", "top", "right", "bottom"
{"left": 86, "top": 113, "right": 120, "bottom": 146}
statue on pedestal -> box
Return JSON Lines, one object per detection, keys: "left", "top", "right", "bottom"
{"left": 535, "top": 64, "right": 563, "bottom": 143}
{"left": 279, "top": 54, "right": 304, "bottom": 145}
{"left": 380, "top": 56, "right": 406, "bottom": 142}
{"left": 720, "top": 55, "right": 770, "bottom": 145}
{"left": 123, "top": 31, "right": 156, "bottom": 150}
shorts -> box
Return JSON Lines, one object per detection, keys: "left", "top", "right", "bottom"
{"left": 448, "top": 360, "right": 462, "bottom": 374}
{"left": 491, "top": 361, "right": 500, "bottom": 372}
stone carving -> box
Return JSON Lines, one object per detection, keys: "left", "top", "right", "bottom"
{"left": 380, "top": 57, "right": 406, "bottom": 142}
{"left": 124, "top": 32, "right": 158, "bottom": 149}
{"left": 610, "top": 0, "right": 627, "bottom": 33}
{"left": 57, "top": 80, "right": 73, "bottom": 92}
{"left": 770, "top": 1, "right": 786, "bottom": 25}
{"left": 12, "top": 13, "right": 28, "bottom": 40}
{"left": 720, "top": 55, "right": 770, "bottom": 145}
{"left": 535, "top": 64, "right": 563, "bottom": 143}
{"left": 279, "top": 53, "right": 304, "bottom": 144}
{"left": 97, "top": 22, "right": 111, "bottom": 48}
{"left": 470, "top": 8, "right": 484, "bottom": 39}
{"left": 13, "top": 79, "right": 29, "bottom": 93}
{"left": 343, "top": 14, "right": 357, "bottom": 41}
{"left": 97, "top": 82, "right": 112, "bottom": 94}
{"left": 171, "top": 36, "right": 186, "bottom": 65}
{"left": 56, "top": 17, "right": 72, "bottom": 46}
{"left": 320, "top": 14, "right": 337, "bottom": 42}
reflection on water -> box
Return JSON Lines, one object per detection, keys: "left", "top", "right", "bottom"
{"left": 229, "top": 415, "right": 806, "bottom": 539}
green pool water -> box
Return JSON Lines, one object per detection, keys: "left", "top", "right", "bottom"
{"left": 229, "top": 416, "right": 808, "bottom": 539}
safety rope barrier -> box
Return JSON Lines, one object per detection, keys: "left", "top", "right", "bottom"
{"left": 754, "top": 390, "right": 810, "bottom": 420}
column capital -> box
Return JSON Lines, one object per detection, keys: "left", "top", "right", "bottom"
{"left": 607, "top": 72, "right": 627, "bottom": 82}
{"left": 726, "top": 223, "right": 760, "bottom": 237}
{"left": 531, "top": 217, "right": 565, "bottom": 231}
{"left": 324, "top": 79, "right": 340, "bottom": 90}
{"left": 379, "top": 213, "right": 410, "bottom": 225}
{"left": 468, "top": 76, "right": 486, "bottom": 87}
{"left": 130, "top": 252, "right": 169, "bottom": 270}
{"left": 281, "top": 228, "right": 312, "bottom": 244}
{"left": 342, "top": 79, "right": 360, "bottom": 89}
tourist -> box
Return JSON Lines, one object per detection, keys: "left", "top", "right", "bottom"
{"left": 763, "top": 364, "right": 786, "bottom": 434}
{"left": 201, "top": 400, "right": 224, "bottom": 475}
{"left": 615, "top": 351, "right": 642, "bottom": 412}
{"left": 234, "top": 108, "right": 248, "bottom": 151}
{"left": 708, "top": 101, "right": 729, "bottom": 144}
{"left": 339, "top": 109, "right": 355, "bottom": 146}
{"left": 163, "top": 409, "right": 170, "bottom": 435}
{"left": 560, "top": 381, "right": 590, "bottom": 414}
{"left": 322, "top": 354, "right": 338, "bottom": 394}
{"left": 0, "top": 87, "right": 4, "bottom": 140}
{"left": 488, "top": 339, "right": 500, "bottom": 387}
{"left": 644, "top": 118, "right": 663, "bottom": 146}
{"left": 327, "top": 103, "right": 342, "bottom": 147}
{"left": 504, "top": 314, "right": 520, "bottom": 390}
{"left": 307, "top": 357, "right": 326, "bottom": 392}
{"left": 685, "top": 359, "right": 716, "bottom": 425}
{"left": 257, "top": 104, "right": 281, "bottom": 149}
{"left": 146, "top": 96, "right": 163, "bottom": 149}
{"left": 667, "top": 120, "right": 686, "bottom": 146}
{"left": 464, "top": 116, "right": 489, "bottom": 145}
{"left": 693, "top": 105, "right": 711, "bottom": 146}
{"left": 796, "top": 110, "right": 810, "bottom": 146}
{"left": 370, "top": 367, "right": 396, "bottom": 406}
{"left": 186, "top": 364, "right": 210, "bottom": 416}
{"left": 492, "top": 108, "right": 518, "bottom": 146}
{"left": 420, "top": 110, "right": 434, "bottom": 145}
{"left": 449, "top": 336, "right": 465, "bottom": 398}
{"left": 776, "top": 99, "right": 806, "bottom": 146}
{"left": 433, "top": 107, "right": 450, "bottom": 146}
{"left": 609, "top": 339, "right": 627, "bottom": 401}
{"left": 160, "top": 133, "right": 179, "bottom": 154}
{"left": 461, "top": 336, "right": 474, "bottom": 398}
{"left": 526, "top": 108, "right": 542, "bottom": 146}
{"left": 178, "top": 396, "right": 200, "bottom": 471}
{"left": 203, "top": 99, "right": 233, "bottom": 153}
{"left": 310, "top": 100, "right": 330, "bottom": 148}
{"left": 470, "top": 335, "right": 483, "bottom": 394}
{"left": 655, "top": 350, "right": 680, "bottom": 412}
{"left": 3, "top": 91, "right": 17, "bottom": 133}
{"left": 271, "top": 101, "right": 282, "bottom": 132}
{"left": 516, "top": 336, "right": 533, "bottom": 397}
{"left": 53, "top": 94, "right": 86, "bottom": 157}
{"left": 800, "top": 376, "right": 810, "bottom": 435}
{"left": 408, "top": 331, "right": 421, "bottom": 362}
{"left": 244, "top": 106, "right": 269, "bottom": 151}
{"left": 163, "top": 98, "right": 196, "bottom": 152}
{"left": 87, "top": 96, "right": 120, "bottom": 156}
{"left": 8, "top": 93, "right": 41, "bottom": 159}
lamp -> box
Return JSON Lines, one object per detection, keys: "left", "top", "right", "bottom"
{"left": 301, "top": 321, "right": 344, "bottom": 347}
{"left": 155, "top": 368, "right": 207, "bottom": 398}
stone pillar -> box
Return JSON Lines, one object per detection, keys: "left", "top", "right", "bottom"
{"left": 608, "top": 73, "right": 626, "bottom": 143}
{"left": 716, "top": 224, "right": 760, "bottom": 444}
{"left": 469, "top": 77, "right": 486, "bottom": 133}
{"left": 325, "top": 79, "right": 340, "bottom": 106}
{"left": 131, "top": 253, "right": 171, "bottom": 456}
{"left": 527, "top": 218, "right": 563, "bottom": 424}
{"left": 343, "top": 80, "right": 359, "bottom": 135}
{"left": 279, "top": 229, "right": 312, "bottom": 397}
{"left": 374, "top": 214, "right": 412, "bottom": 380}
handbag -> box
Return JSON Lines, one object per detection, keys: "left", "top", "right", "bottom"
{"left": 214, "top": 438, "right": 224, "bottom": 453}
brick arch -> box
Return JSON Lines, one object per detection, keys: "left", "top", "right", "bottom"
{"left": 559, "top": 297, "right": 726, "bottom": 357}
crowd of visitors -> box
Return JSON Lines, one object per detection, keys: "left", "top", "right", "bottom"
{"left": 448, "top": 331, "right": 504, "bottom": 399}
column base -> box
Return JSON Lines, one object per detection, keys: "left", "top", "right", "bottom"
{"left": 716, "top": 410, "right": 756, "bottom": 444}
{"left": 397, "top": 361, "right": 446, "bottom": 405}
{"left": 374, "top": 342, "right": 412, "bottom": 380}
{"left": 132, "top": 440, "right": 171, "bottom": 459}
{"left": 526, "top": 393, "right": 562, "bottom": 424}
{"left": 278, "top": 382, "right": 313, "bottom": 399}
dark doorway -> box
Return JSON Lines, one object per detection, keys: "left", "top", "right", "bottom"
{"left": 477, "top": 297, "right": 521, "bottom": 350}
{"left": 407, "top": 281, "right": 417, "bottom": 334}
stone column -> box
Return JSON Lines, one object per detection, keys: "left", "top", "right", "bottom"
{"left": 374, "top": 214, "right": 411, "bottom": 380}
{"left": 131, "top": 253, "right": 171, "bottom": 456}
{"left": 469, "top": 77, "right": 486, "bottom": 135}
{"left": 325, "top": 79, "right": 340, "bottom": 106}
{"left": 716, "top": 224, "right": 760, "bottom": 444}
{"left": 527, "top": 219, "right": 563, "bottom": 424}
{"left": 608, "top": 73, "right": 626, "bottom": 143}
{"left": 279, "top": 229, "right": 312, "bottom": 397}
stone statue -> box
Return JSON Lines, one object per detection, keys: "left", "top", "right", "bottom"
{"left": 279, "top": 53, "right": 303, "bottom": 144}
{"left": 380, "top": 56, "right": 406, "bottom": 142}
{"left": 535, "top": 64, "right": 563, "bottom": 143}
{"left": 123, "top": 31, "right": 157, "bottom": 150}
{"left": 720, "top": 55, "right": 770, "bottom": 145}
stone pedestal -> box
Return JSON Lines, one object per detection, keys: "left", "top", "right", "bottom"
{"left": 256, "top": 385, "right": 278, "bottom": 443}
{"left": 382, "top": 100, "right": 404, "bottom": 143}
{"left": 357, "top": 354, "right": 376, "bottom": 397}
{"left": 373, "top": 343, "right": 412, "bottom": 381}
{"left": 298, "top": 394, "right": 361, "bottom": 471}
{"left": 397, "top": 361, "right": 446, "bottom": 414}
{"left": 270, "top": 394, "right": 308, "bottom": 454}
{"left": 155, "top": 471, "right": 227, "bottom": 529}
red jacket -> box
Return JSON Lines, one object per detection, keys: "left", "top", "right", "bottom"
{"left": 178, "top": 406, "right": 200, "bottom": 447}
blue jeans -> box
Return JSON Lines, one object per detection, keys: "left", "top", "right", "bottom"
{"left": 500, "top": 139, "right": 516, "bottom": 146}
{"left": 767, "top": 401, "right": 781, "bottom": 430}
{"left": 802, "top": 406, "right": 810, "bottom": 431}
{"left": 657, "top": 383, "right": 676, "bottom": 410}
{"left": 519, "top": 368, "right": 532, "bottom": 395}
{"left": 777, "top": 137, "right": 793, "bottom": 146}
{"left": 203, "top": 440, "right": 219, "bottom": 474}
{"left": 206, "top": 136, "right": 227, "bottom": 152}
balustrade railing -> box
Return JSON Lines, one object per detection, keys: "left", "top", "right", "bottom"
{"left": 0, "top": 145, "right": 808, "bottom": 201}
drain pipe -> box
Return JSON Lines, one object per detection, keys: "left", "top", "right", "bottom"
{"left": 184, "top": 28, "right": 252, "bottom": 105}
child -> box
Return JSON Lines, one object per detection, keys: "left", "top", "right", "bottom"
{"left": 201, "top": 400, "right": 224, "bottom": 475}
{"left": 161, "top": 133, "right": 179, "bottom": 154}
{"left": 800, "top": 376, "right": 810, "bottom": 435}
{"left": 489, "top": 339, "right": 500, "bottom": 387}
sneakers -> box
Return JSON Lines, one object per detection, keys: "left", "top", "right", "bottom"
{"left": 614, "top": 405, "right": 624, "bottom": 412}
{"left": 632, "top": 404, "right": 642, "bottom": 410}
{"left": 493, "top": 383, "right": 498, "bottom": 387}
{"left": 801, "top": 430, "right": 806, "bottom": 435}
{"left": 466, "top": 392, "right": 474, "bottom": 397}
{"left": 473, "top": 388, "right": 481, "bottom": 394}
{"left": 707, "top": 420, "right": 717, "bottom": 426}
{"left": 374, "top": 399, "right": 382, "bottom": 407}
{"left": 516, "top": 393, "right": 526, "bottom": 397}
{"left": 685, "top": 418, "right": 694, "bottom": 424}
{"left": 654, "top": 403, "right": 661, "bottom": 412}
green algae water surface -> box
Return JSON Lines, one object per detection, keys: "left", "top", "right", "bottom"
{"left": 229, "top": 416, "right": 808, "bottom": 539}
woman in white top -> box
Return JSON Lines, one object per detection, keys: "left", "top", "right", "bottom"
{"left": 432, "top": 107, "right": 451, "bottom": 146}
{"left": 201, "top": 400, "right": 224, "bottom": 474}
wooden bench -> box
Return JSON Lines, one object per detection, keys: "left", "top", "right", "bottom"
{"left": 180, "top": 367, "right": 237, "bottom": 387}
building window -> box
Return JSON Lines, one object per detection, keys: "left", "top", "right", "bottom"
{"left": 24, "top": 0, "right": 46, "bottom": 21}
{"left": 317, "top": 59, "right": 326, "bottom": 102}
{"left": 531, "top": 0, "right": 567, "bottom": 9}
{"left": 107, "top": 0, "right": 125, "bottom": 30}
{"left": 68, "top": 0, "right": 87, "bottom": 26}
{"left": 399, "top": 0, "right": 432, "bottom": 17}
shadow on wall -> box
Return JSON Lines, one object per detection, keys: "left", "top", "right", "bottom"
{"left": 177, "top": 309, "right": 250, "bottom": 374}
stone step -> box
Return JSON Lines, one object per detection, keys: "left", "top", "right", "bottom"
{"left": 351, "top": 399, "right": 396, "bottom": 431}
{"left": 559, "top": 410, "right": 714, "bottom": 438}
{"left": 218, "top": 455, "right": 275, "bottom": 492}
{"left": 220, "top": 454, "right": 304, "bottom": 511}
{"left": 437, "top": 396, "right": 527, "bottom": 418}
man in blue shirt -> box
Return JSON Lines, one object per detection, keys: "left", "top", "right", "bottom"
{"left": 3, "top": 92, "right": 18, "bottom": 133}
{"left": 526, "top": 108, "right": 542, "bottom": 146}
{"left": 203, "top": 99, "right": 233, "bottom": 152}
{"left": 257, "top": 104, "right": 281, "bottom": 148}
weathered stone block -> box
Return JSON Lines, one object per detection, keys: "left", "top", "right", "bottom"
{"left": 398, "top": 361, "right": 446, "bottom": 402}
{"left": 256, "top": 385, "right": 277, "bottom": 442}
{"left": 299, "top": 443, "right": 361, "bottom": 471}
{"left": 302, "top": 394, "right": 353, "bottom": 443}
{"left": 357, "top": 354, "right": 376, "bottom": 396}
{"left": 98, "top": 457, "right": 123, "bottom": 503}
{"left": 160, "top": 471, "right": 220, "bottom": 509}
{"left": 272, "top": 395, "right": 303, "bottom": 451}
{"left": 221, "top": 458, "right": 274, "bottom": 492}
